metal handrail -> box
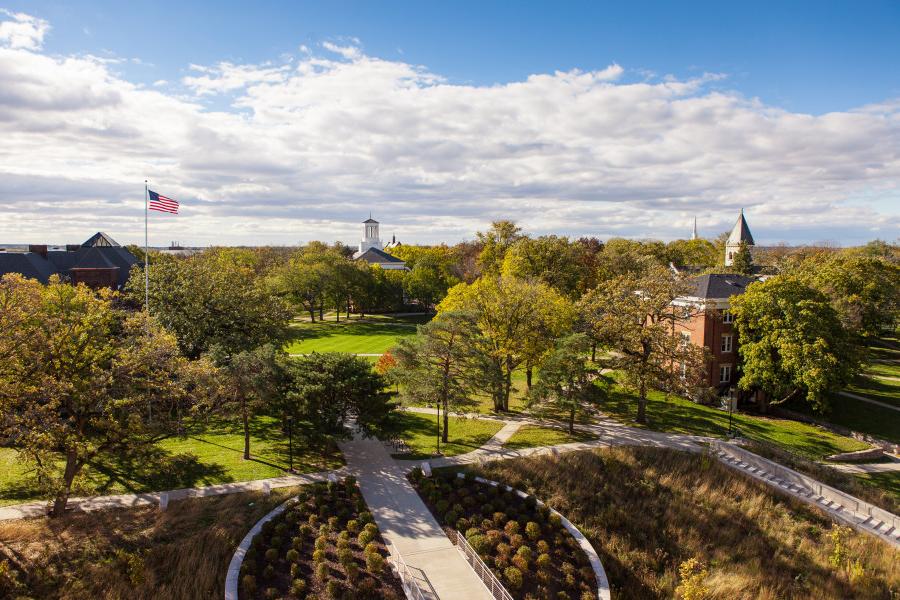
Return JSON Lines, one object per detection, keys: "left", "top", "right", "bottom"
{"left": 455, "top": 530, "right": 514, "bottom": 600}
{"left": 388, "top": 541, "right": 432, "bottom": 600}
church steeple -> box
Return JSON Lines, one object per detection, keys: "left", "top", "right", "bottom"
{"left": 359, "top": 215, "right": 382, "bottom": 254}
{"left": 691, "top": 217, "right": 698, "bottom": 240}
{"left": 724, "top": 209, "right": 754, "bottom": 266}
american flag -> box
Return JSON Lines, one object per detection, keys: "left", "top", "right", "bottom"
{"left": 148, "top": 190, "right": 179, "bottom": 214}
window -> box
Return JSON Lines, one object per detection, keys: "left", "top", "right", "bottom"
{"left": 720, "top": 364, "right": 732, "bottom": 383}
{"left": 680, "top": 331, "right": 691, "bottom": 345}
{"left": 680, "top": 361, "right": 687, "bottom": 379}
{"left": 721, "top": 334, "right": 733, "bottom": 353}
{"left": 722, "top": 310, "right": 734, "bottom": 324}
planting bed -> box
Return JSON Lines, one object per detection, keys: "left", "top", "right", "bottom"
{"left": 237, "top": 478, "right": 403, "bottom": 600}
{"left": 410, "top": 467, "right": 597, "bottom": 600}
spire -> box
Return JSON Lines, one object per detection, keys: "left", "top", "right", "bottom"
{"left": 691, "top": 217, "right": 698, "bottom": 240}
{"left": 726, "top": 209, "right": 755, "bottom": 246}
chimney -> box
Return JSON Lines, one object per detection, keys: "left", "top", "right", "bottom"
{"left": 28, "top": 244, "right": 48, "bottom": 259}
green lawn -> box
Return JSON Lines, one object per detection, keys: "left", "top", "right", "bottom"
{"left": 0, "top": 416, "right": 343, "bottom": 507}
{"left": 845, "top": 375, "right": 900, "bottom": 408}
{"left": 376, "top": 411, "right": 503, "bottom": 460}
{"left": 503, "top": 425, "right": 596, "bottom": 450}
{"left": 601, "top": 384, "right": 869, "bottom": 461}
{"left": 815, "top": 394, "right": 900, "bottom": 444}
{"left": 867, "top": 361, "right": 900, "bottom": 379}
{"left": 855, "top": 471, "right": 900, "bottom": 504}
{"left": 284, "top": 319, "right": 418, "bottom": 354}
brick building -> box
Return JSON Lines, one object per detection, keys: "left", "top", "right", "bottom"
{"left": 0, "top": 232, "right": 138, "bottom": 290}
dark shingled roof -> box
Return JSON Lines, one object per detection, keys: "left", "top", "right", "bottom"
{"left": 81, "top": 232, "right": 121, "bottom": 247}
{"left": 0, "top": 252, "right": 54, "bottom": 283}
{"left": 363, "top": 218, "right": 379, "bottom": 224}
{"left": 355, "top": 247, "right": 404, "bottom": 264}
{"left": 72, "top": 247, "right": 120, "bottom": 270}
{"left": 688, "top": 273, "right": 757, "bottom": 299}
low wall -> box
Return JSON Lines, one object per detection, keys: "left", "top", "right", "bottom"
{"left": 711, "top": 440, "right": 900, "bottom": 537}
{"left": 455, "top": 472, "right": 612, "bottom": 600}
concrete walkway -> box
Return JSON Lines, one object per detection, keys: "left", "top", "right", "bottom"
{"left": 828, "top": 461, "right": 900, "bottom": 474}
{"left": 339, "top": 430, "right": 492, "bottom": 600}
{"left": 838, "top": 390, "right": 900, "bottom": 413}
{"left": 0, "top": 468, "right": 345, "bottom": 521}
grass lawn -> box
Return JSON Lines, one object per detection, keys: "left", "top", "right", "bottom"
{"left": 815, "top": 394, "right": 900, "bottom": 444}
{"left": 845, "top": 374, "right": 900, "bottom": 408}
{"left": 376, "top": 411, "right": 503, "bottom": 460}
{"left": 0, "top": 416, "right": 343, "bottom": 507}
{"left": 503, "top": 425, "right": 596, "bottom": 450}
{"left": 867, "top": 361, "right": 900, "bottom": 379}
{"left": 602, "top": 384, "right": 869, "bottom": 461}
{"left": 284, "top": 319, "right": 417, "bottom": 354}
{"left": 856, "top": 471, "right": 900, "bottom": 505}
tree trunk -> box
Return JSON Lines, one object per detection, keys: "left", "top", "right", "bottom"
{"left": 442, "top": 400, "right": 450, "bottom": 443}
{"left": 568, "top": 399, "right": 576, "bottom": 434}
{"left": 502, "top": 357, "right": 513, "bottom": 412}
{"left": 441, "top": 363, "right": 450, "bottom": 443}
{"left": 308, "top": 307, "right": 316, "bottom": 322}
{"left": 526, "top": 365, "right": 533, "bottom": 390}
{"left": 636, "top": 379, "right": 647, "bottom": 425}
{"left": 335, "top": 304, "right": 340, "bottom": 322}
{"left": 319, "top": 304, "right": 324, "bottom": 321}
{"left": 591, "top": 342, "right": 597, "bottom": 362}
{"left": 51, "top": 450, "right": 80, "bottom": 517}
{"left": 242, "top": 400, "right": 251, "bottom": 460}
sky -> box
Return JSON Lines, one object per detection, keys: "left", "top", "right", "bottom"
{"left": 0, "top": 1, "right": 898, "bottom": 247}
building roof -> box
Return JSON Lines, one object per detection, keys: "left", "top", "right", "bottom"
{"left": 72, "top": 247, "right": 120, "bottom": 270}
{"left": 355, "top": 247, "right": 404, "bottom": 264}
{"left": 363, "top": 218, "right": 379, "bottom": 224}
{"left": 726, "top": 210, "right": 755, "bottom": 246}
{"left": 81, "top": 232, "right": 121, "bottom": 247}
{"left": 0, "top": 252, "right": 54, "bottom": 283}
{"left": 688, "top": 273, "right": 757, "bottom": 299}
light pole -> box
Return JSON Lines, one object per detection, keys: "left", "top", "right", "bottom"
{"left": 286, "top": 415, "right": 294, "bottom": 473}
{"left": 435, "top": 401, "right": 441, "bottom": 456}
{"left": 727, "top": 387, "right": 736, "bottom": 437}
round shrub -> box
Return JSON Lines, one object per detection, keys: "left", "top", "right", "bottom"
{"left": 445, "top": 510, "right": 459, "bottom": 524}
{"left": 346, "top": 519, "right": 360, "bottom": 534}
{"left": 358, "top": 529, "right": 376, "bottom": 546}
{"left": 326, "top": 580, "right": 341, "bottom": 599}
{"left": 316, "top": 561, "right": 329, "bottom": 581}
{"left": 328, "top": 516, "right": 340, "bottom": 529}
{"left": 263, "top": 564, "right": 275, "bottom": 580}
{"left": 536, "top": 553, "right": 552, "bottom": 569}
{"left": 299, "top": 524, "right": 313, "bottom": 536}
{"left": 290, "top": 562, "right": 301, "bottom": 578}
{"left": 241, "top": 574, "right": 256, "bottom": 595}
{"left": 537, "top": 540, "right": 550, "bottom": 554}
{"left": 549, "top": 513, "right": 562, "bottom": 528}
{"left": 485, "top": 529, "right": 503, "bottom": 547}
{"left": 364, "top": 542, "right": 379, "bottom": 556}
{"left": 511, "top": 554, "right": 529, "bottom": 572}
{"left": 269, "top": 536, "right": 282, "bottom": 549}
{"left": 315, "top": 536, "right": 328, "bottom": 551}
{"left": 346, "top": 562, "right": 360, "bottom": 584}
{"left": 504, "top": 520, "right": 520, "bottom": 536}
{"left": 274, "top": 522, "right": 287, "bottom": 535}
{"left": 496, "top": 542, "right": 512, "bottom": 557}
{"left": 338, "top": 548, "right": 354, "bottom": 568}
{"left": 516, "top": 545, "right": 533, "bottom": 561}
{"left": 264, "top": 587, "right": 278, "bottom": 599}
{"left": 504, "top": 566, "right": 524, "bottom": 589}
{"left": 337, "top": 537, "right": 351, "bottom": 550}
{"left": 286, "top": 549, "right": 300, "bottom": 563}
{"left": 291, "top": 578, "right": 306, "bottom": 595}
{"left": 312, "top": 549, "right": 327, "bottom": 564}
{"left": 264, "top": 548, "right": 278, "bottom": 563}
{"left": 525, "top": 521, "right": 541, "bottom": 540}
{"left": 291, "top": 536, "right": 302, "bottom": 550}
{"left": 509, "top": 534, "right": 524, "bottom": 549}
{"left": 364, "top": 522, "right": 378, "bottom": 533}
{"left": 365, "top": 551, "right": 384, "bottom": 574}
{"left": 467, "top": 534, "right": 489, "bottom": 555}
{"left": 493, "top": 512, "right": 506, "bottom": 526}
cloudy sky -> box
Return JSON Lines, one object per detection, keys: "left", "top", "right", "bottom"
{"left": 0, "top": 1, "right": 898, "bottom": 247}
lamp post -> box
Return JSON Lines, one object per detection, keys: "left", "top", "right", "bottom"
{"left": 286, "top": 415, "right": 294, "bottom": 473}
{"left": 727, "top": 387, "right": 736, "bottom": 437}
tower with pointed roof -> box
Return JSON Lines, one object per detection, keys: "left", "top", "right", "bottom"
{"left": 358, "top": 215, "right": 382, "bottom": 255}
{"left": 691, "top": 217, "right": 698, "bottom": 240}
{"left": 724, "top": 209, "right": 755, "bottom": 267}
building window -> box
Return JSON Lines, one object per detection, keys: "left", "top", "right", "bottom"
{"left": 721, "top": 334, "right": 733, "bottom": 353}
{"left": 680, "top": 331, "right": 691, "bottom": 345}
{"left": 720, "top": 364, "right": 732, "bottom": 384}
{"left": 680, "top": 361, "right": 687, "bottom": 379}
{"left": 722, "top": 310, "right": 734, "bottom": 324}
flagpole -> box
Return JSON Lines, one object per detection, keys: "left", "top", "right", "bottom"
{"left": 144, "top": 180, "right": 149, "bottom": 314}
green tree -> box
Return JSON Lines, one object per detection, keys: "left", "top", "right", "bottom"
{"left": 731, "top": 241, "right": 754, "bottom": 275}
{"left": 666, "top": 238, "right": 719, "bottom": 268}
{"left": 528, "top": 334, "right": 603, "bottom": 433}
{"left": 501, "top": 235, "right": 587, "bottom": 298}
{"left": 273, "top": 246, "right": 335, "bottom": 321}
{"left": 438, "top": 276, "right": 574, "bottom": 411}
{"left": 595, "top": 238, "right": 668, "bottom": 282}
{"left": 0, "top": 274, "right": 216, "bottom": 516}
{"left": 731, "top": 275, "right": 859, "bottom": 413}
{"left": 280, "top": 353, "right": 394, "bottom": 439}
{"left": 393, "top": 312, "right": 479, "bottom": 442}
{"left": 126, "top": 249, "right": 291, "bottom": 358}
{"left": 579, "top": 263, "right": 708, "bottom": 424}
{"left": 476, "top": 220, "right": 523, "bottom": 275}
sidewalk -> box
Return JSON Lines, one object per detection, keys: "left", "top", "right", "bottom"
{"left": 339, "top": 430, "right": 492, "bottom": 600}
{"left": 0, "top": 469, "right": 345, "bottom": 521}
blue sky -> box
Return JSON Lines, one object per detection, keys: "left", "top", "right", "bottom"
{"left": 0, "top": 2, "right": 898, "bottom": 246}
{"left": 12, "top": 0, "right": 900, "bottom": 114}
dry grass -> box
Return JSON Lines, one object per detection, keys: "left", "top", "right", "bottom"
{"left": 470, "top": 447, "right": 900, "bottom": 600}
{"left": 0, "top": 486, "right": 302, "bottom": 599}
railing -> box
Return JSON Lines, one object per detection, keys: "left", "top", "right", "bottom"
{"left": 455, "top": 530, "right": 514, "bottom": 600}
{"left": 387, "top": 541, "right": 432, "bottom": 600}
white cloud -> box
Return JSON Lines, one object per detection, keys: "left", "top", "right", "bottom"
{"left": 0, "top": 10, "right": 897, "bottom": 247}
{"left": 0, "top": 9, "right": 48, "bottom": 50}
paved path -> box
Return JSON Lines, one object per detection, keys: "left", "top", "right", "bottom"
{"left": 827, "top": 461, "right": 900, "bottom": 474}
{"left": 838, "top": 391, "right": 900, "bottom": 413}
{"left": 339, "top": 430, "right": 491, "bottom": 600}
{"left": 869, "top": 374, "right": 900, "bottom": 383}
{"left": 0, "top": 468, "right": 345, "bottom": 521}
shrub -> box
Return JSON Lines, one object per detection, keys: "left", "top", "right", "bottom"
{"left": 270, "top": 536, "right": 283, "bottom": 549}
{"left": 536, "top": 553, "right": 552, "bottom": 569}
{"left": 445, "top": 510, "right": 459, "bottom": 524}
{"left": 286, "top": 549, "right": 300, "bottom": 563}
{"left": 516, "top": 545, "right": 533, "bottom": 561}
{"left": 364, "top": 542, "right": 380, "bottom": 556}
{"left": 263, "top": 564, "right": 275, "bottom": 579}
{"left": 291, "top": 536, "right": 303, "bottom": 550}
{"left": 537, "top": 540, "right": 550, "bottom": 554}
{"left": 308, "top": 514, "right": 319, "bottom": 527}
{"left": 465, "top": 527, "right": 481, "bottom": 539}
{"left": 290, "top": 562, "right": 301, "bottom": 578}
{"left": 364, "top": 522, "right": 378, "bottom": 533}
{"left": 275, "top": 522, "right": 287, "bottom": 535}
{"left": 436, "top": 499, "right": 450, "bottom": 513}
{"left": 358, "top": 529, "right": 376, "bottom": 546}
{"left": 264, "top": 548, "right": 279, "bottom": 563}
{"left": 497, "top": 543, "right": 512, "bottom": 557}
{"left": 291, "top": 578, "right": 306, "bottom": 595}
{"left": 493, "top": 512, "right": 506, "bottom": 526}
{"left": 326, "top": 579, "right": 341, "bottom": 599}
{"left": 316, "top": 562, "right": 329, "bottom": 582}
{"left": 365, "top": 551, "right": 384, "bottom": 574}
{"left": 467, "top": 534, "right": 489, "bottom": 555}
{"left": 504, "top": 521, "right": 520, "bottom": 536}
{"left": 359, "top": 511, "right": 374, "bottom": 524}
{"left": 509, "top": 534, "right": 524, "bottom": 549}
{"left": 299, "top": 523, "right": 313, "bottom": 536}
{"left": 264, "top": 587, "right": 278, "bottom": 599}
{"left": 549, "top": 513, "right": 562, "bottom": 528}
{"left": 675, "top": 557, "right": 710, "bottom": 600}
{"left": 346, "top": 519, "right": 360, "bottom": 534}
{"left": 241, "top": 574, "right": 256, "bottom": 595}
{"left": 328, "top": 516, "right": 340, "bottom": 529}
{"left": 312, "top": 549, "right": 327, "bottom": 564}
{"left": 525, "top": 522, "right": 541, "bottom": 540}
{"left": 337, "top": 537, "right": 351, "bottom": 550}
{"left": 511, "top": 554, "right": 529, "bottom": 572}
{"left": 315, "top": 536, "right": 328, "bottom": 551}
{"left": 346, "top": 562, "right": 360, "bottom": 584}
{"left": 338, "top": 548, "right": 354, "bottom": 568}
{"left": 504, "top": 566, "right": 524, "bottom": 589}
{"left": 486, "top": 529, "right": 503, "bottom": 547}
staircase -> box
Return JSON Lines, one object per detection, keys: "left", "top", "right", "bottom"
{"left": 711, "top": 441, "right": 900, "bottom": 548}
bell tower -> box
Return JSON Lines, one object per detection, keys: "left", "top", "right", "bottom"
{"left": 359, "top": 215, "right": 382, "bottom": 254}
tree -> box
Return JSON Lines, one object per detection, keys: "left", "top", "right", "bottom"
{"left": 578, "top": 263, "right": 708, "bottom": 424}
{"left": 731, "top": 241, "right": 754, "bottom": 275}
{"left": 280, "top": 353, "right": 394, "bottom": 439}
{"left": 666, "top": 238, "right": 719, "bottom": 268}
{"left": 595, "top": 238, "right": 667, "bottom": 282}
{"left": 273, "top": 247, "right": 334, "bottom": 321}
{"left": 210, "top": 344, "right": 280, "bottom": 460}
{"left": 501, "top": 235, "right": 587, "bottom": 298}
{"left": 0, "top": 274, "right": 216, "bottom": 516}
{"left": 528, "top": 334, "right": 603, "bottom": 433}
{"left": 438, "top": 276, "right": 574, "bottom": 411}
{"left": 476, "top": 220, "right": 523, "bottom": 275}
{"left": 126, "top": 249, "right": 291, "bottom": 358}
{"left": 392, "top": 312, "right": 479, "bottom": 442}
{"left": 731, "top": 275, "right": 859, "bottom": 413}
